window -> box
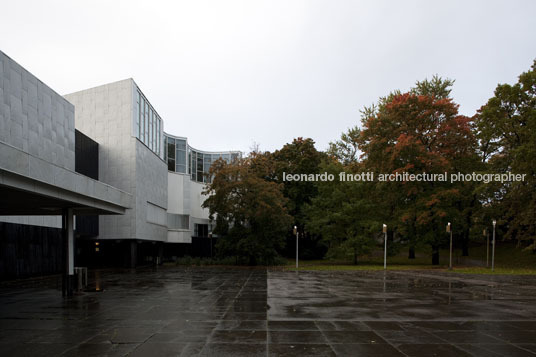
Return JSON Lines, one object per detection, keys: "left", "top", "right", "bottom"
{"left": 155, "top": 118, "right": 159, "bottom": 155}
{"left": 168, "top": 214, "right": 189, "bottom": 230}
{"left": 188, "top": 151, "right": 192, "bottom": 174}
{"left": 135, "top": 92, "right": 140, "bottom": 139}
{"left": 165, "top": 136, "right": 190, "bottom": 173}
{"left": 153, "top": 112, "right": 156, "bottom": 151}
{"left": 135, "top": 90, "right": 164, "bottom": 157}
{"left": 194, "top": 223, "right": 209, "bottom": 237}
{"left": 176, "top": 139, "right": 186, "bottom": 173}
{"left": 204, "top": 155, "right": 212, "bottom": 183}
{"left": 197, "top": 153, "right": 204, "bottom": 182}
{"left": 167, "top": 137, "right": 175, "bottom": 171}
{"left": 144, "top": 102, "right": 149, "bottom": 144}
{"left": 141, "top": 97, "right": 145, "bottom": 141}
{"left": 164, "top": 136, "right": 167, "bottom": 161}
{"left": 191, "top": 150, "right": 197, "bottom": 180}
{"left": 150, "top": 110, "right": 154, "bottom": 150}
{"left": 152, "top": 112, "right": 156, "bottom": 151}
{"left": 175, "top": 148, "right": 241, "bottom": 183}
{"left": 156, "top": 118, "right": 161, "bottom": 155}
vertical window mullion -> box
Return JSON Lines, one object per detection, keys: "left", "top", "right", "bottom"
{"left": 144, "top": 102, "right": 148, "bottom": 144}
{"left": 156, "top": 118, "right": 160, "bottom": 155}
{"left": 135, "top": 91, "right": 140, "bottom": 139}
{"left": 143, "top": 98, "right": 147, "bottom": 143}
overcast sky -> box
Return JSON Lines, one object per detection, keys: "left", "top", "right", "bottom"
{"left": 1, "top": 0, "right": 535, "bottom": 153}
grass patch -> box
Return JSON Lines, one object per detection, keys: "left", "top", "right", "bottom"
{"left": 283, "top": 241, "right": 536, "bottom": 274}
{"left": 283, "top": 264, "right": 441, "bottom": 272}
{"left": 456, "top": 241, "right": 536, "bottom": 269}
{"left": 451, "top": 267, "right": 536, "bottom": 275}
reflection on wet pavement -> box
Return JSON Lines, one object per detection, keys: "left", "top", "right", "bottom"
{"left": 1, "top": 268, "right": 536, "bottom": 356}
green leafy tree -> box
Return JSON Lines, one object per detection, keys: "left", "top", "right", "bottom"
{"left": 305, "top": 160, "right": 377, "bottom": 264}
{"left": 202, "top": 153, "right": 292, "bottom": 265}
{"left": 327, "top": 126, "right": 361, "bottom": 165}
{"left": 475, "top": 60, "right": 536, "bottom": 249}
{"left": 271, "top": 138, "right": 326, "bottom": 258}
{"left": 272, "top": 138, "right": 323, "bottom": 221}
{"left": 411, "top": 75, "right": 454, "bottom": 99}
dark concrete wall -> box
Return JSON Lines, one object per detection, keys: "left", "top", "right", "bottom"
{"left": 75, "top": 129, "right": 99, "bottom": 237}
{"left": 0, "top": 222, "right": 64, "bottom": 280}
{"left": 75, "top": 240, "right": 164, "bottom": 268}
{"left": 75, "top": 129, "right": 99, "bottom": 180}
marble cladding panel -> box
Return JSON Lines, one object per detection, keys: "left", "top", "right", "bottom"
{"left": 0, "top": 51, "right": 75, "bottom": 172}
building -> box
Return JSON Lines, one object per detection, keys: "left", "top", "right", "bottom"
{"left": 0, "top": 51, "right": 240, "bottom": 280}
{"left": 165, "top": 132, "right": 240, "bottom": 245}
{"left": 0, "top": 50, "right": 131, "bottom": 290}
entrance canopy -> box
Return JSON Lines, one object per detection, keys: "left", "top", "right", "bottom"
{"left": 0, "top": 145, "right": 131, "bottom": 297}
{"left": 0, "top": 164, "right": 131, "bottom": 216}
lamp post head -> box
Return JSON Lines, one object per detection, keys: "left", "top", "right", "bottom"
{"left": 446, "top": 222, "right": 451, "bottom": 233}
{"left": 382, "top": 224, "right": 387, "bottom": 233}
{"left": 492, "top": 220, "right": 496, "bottom": 227}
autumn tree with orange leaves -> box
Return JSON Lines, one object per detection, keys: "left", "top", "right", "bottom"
{"left": 355, "top": 77, "right": 478, "bottom": 264}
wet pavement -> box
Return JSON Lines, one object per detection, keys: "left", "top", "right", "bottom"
{"left": 1, "top": 268, "right": 536, "bottom": 356}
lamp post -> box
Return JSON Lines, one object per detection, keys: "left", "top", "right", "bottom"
{"left": 383, "top": 224, "right": 387, "bottom": 270}
{"left": 293, "top": 226, "right": 298, "bottom": 269}
{"left": 492, "top": 220, "right": 496, "bottom": 272}
{"left": 483, "top": 229, "right": 489, "bottom": 268}
{"left": 447, "top": 222, "right": 452, "bottom": 270}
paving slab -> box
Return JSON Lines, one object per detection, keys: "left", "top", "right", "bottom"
{"left": 1, "top": 267, "right": 536, "bottom": 356}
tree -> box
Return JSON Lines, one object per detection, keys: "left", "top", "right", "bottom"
{"left": 328, "top": 126, "right": 361, "bottom": 165}
{"left": 202, "top": 153, "right": 292, "bottom": 265}
{"left": 411, "top": 75, "right": 454, "bottom": 99}
{"left": 356, "top": 78, "right": 478, "bottom": 264}
{"left": 271, "top": 138, "right": 326, "bottom": 258}
{"left": 271, "top": 138, "right": 324, "bottom": 219}
{"left": 475, "top": 60, "right": 536, "bottom": 249}
{"left": 305, "top": 159, "right": 377, "bottom": 264}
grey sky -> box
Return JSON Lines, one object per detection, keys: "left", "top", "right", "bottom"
{"left": 1, "top": 0, "right": 535, "bottom": 153}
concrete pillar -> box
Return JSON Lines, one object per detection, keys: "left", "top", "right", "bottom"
{"left": 157, "top": 242, "right": 164, "bottom": 265}
{"left": 62, "top": 208, "right": 74, "bottom": 297}
{"left": 129, "top": 241, "right": 137, "bottom": 268}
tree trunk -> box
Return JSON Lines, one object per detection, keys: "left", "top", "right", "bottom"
{"left": 249, "top": 255, "right": 257, "bottom": 266}
{"left": 432, "top": 245, "right": 439, "bottom": 265}
{"left": 408, "top": 246, "right": 416, "bottom": 259}
{"left": 462, "top": 194, "right": 476, "bottom": 257}
{"left": 408, "top": 218, "right": 417, "bottom": 259}
{"left": 462, "top": 231, "right": 469, "bottom": 256}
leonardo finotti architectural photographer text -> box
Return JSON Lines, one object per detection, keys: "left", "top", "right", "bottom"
{"left": 282, "top": 172, "right": 527, "bottom": 184}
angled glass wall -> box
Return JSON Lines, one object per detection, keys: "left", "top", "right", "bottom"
{"left": 165, "top": 136, "right": 187, "bottom": 173}
{"left": 164, "top": 133, "right": 241, "bottom": 183}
